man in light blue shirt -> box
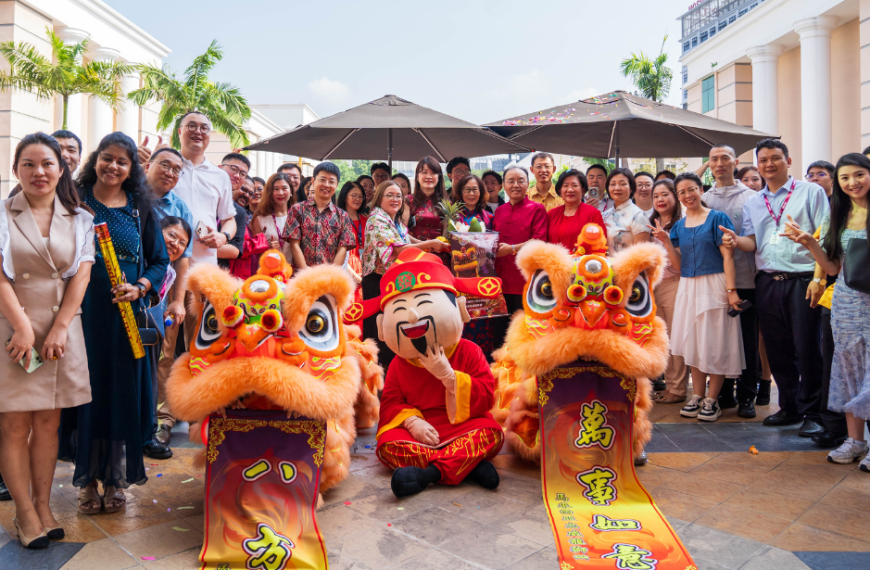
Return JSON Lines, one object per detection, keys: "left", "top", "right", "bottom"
{"left": 721, "top": 139, "right": 828, "bottom": 434}
{"left": 144, "top": 146, "right": 193, "bottom": 458}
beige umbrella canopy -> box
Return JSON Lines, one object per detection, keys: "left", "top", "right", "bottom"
{"left": 485, "top": 91, "right": 777, "bottom": 159}
{"left": 245, "top": 94, "right": 530, "bottom": 167}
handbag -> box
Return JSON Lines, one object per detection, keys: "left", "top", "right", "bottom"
{"left": 132, "top": 206, "right": 164, "bottom": 345}
{"left": 843, "top": 237, "right": 870, "bottom": 294}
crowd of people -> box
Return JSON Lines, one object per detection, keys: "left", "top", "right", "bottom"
{"left": 0, "top": 111, "right": 868, "bottom": 550}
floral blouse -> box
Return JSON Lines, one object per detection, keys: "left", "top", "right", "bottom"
{"left": 602, "top": 199, "right": 651, "bottom": 255}
{"left": 362, "top": 207, "right": 410, "bottom": 276}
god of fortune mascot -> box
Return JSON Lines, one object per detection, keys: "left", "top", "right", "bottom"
{"left": 349, "top": 249, "right": 504, "bottom": 498}
{"left": 166, "top": 251, "right": 382, "bottom": 570}
{"left": 491, "top": 225, "right": 697, "bottom": 569}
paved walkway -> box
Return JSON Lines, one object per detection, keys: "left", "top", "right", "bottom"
{"left": 0, "top": 386, "right": 868, "bottom": 570}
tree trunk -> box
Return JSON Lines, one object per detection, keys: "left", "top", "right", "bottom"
{"left": 656, "top": 158, "right": 665, "bottom": 175}
{"left": 62, "top": 95, "right": 68, "bottom": 130}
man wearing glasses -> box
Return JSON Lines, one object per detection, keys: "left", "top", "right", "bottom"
{"left": 217, "top": 153, "right": 252, "bottom": 267}
{"left": 285, "top": 162, "right": 357, "bottom": 268}
{"left": 806, "top": 160, "right": 834, "bottom": 198}
{"left": 144, "top": 147, "right": 193, "bottom": 457}
{"left": 529, "top": 152, "right": 564, "bottom": 212}
{"left": 446, "top": 157, "right": 471, "bottom": 197}
{"left": 371, "top": 162, "right": 391, "bottom": 187}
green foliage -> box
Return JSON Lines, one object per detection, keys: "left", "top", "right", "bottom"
{"left": 128, "top": 40, "right": 251, "bottom": 149}
{"left": 0, "top": 27, "right": 134, "bottom": 129}
{"left": 620, "top": 35, "right": 673, "bottom": 103}
{"left": 582, "top": 157, "right": 615, "bottom": 174}
{"left": 334, "top": 159, "right": 374, "bottom": 182}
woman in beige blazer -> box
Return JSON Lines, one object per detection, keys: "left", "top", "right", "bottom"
{"left": 0, "top": 133, "right": 94, "bottom": 549}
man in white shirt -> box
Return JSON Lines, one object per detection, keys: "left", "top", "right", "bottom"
{"left": 701, "top": 144, "right": 759, "bottom": 418}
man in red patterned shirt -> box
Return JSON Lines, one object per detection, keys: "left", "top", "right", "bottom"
{"left": 284, "top": 162, "right": 357, "bottom": 268}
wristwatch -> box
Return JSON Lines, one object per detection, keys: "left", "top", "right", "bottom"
{"left": 813, "top": 278, "right": 825, "bottom": 285}
{"left": 726, "top": 288, "right": 736, "bottom": 293}
{"left": 221, "top": 231, "right": 232, "bottom": 242}
{"left": 134, "top": 282, "right": 147, "bottom": 299}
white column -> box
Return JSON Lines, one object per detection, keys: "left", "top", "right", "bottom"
{"left": 116, "top": 71, "right": 140, "bottom": 142}
{"left": 746, "top": 44, "right": 783, "bottom": 136}
{"left": 87, "top": 47, "right": 121, "bottom": 154}
{"left": 54, "top": 28, "right": 89, "bottom": 137}
{"left": 794, "top": 16, "right": 838, "bottom": 173}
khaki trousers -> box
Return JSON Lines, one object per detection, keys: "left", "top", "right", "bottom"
{"left": 157, "top": 291, "right": 197, "bottom": 428}
{"left": 656, "top": 276, "right": 690, "bottom": 397}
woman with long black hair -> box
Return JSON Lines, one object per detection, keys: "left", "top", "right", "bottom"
{"left": 783, "top": 153, "right": 870, "bottom": 471}
{"left": 59, "top": 132, "right": 169, "bottom": 514}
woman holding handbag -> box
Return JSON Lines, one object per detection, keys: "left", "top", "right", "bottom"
{"left": 59, "top": 132, "right": 168, "bottom": 514}
{"left": 782, "top": 153, "right": 870, "bottom": 472}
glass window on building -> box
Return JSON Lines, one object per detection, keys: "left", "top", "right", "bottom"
{"left": 692, "top": 37, "right": 698, "bottom": 47}
{"left": 709, "top": 27, "right": 716, "bottom": 37}
{"left": 702, "top": 75, "right": 715, "bottom": 113}
{"left": 700, "top": 31, "right": 708, "bottom": 43}
{"left": 729, "top": 15, "right": 736, "bottom": 22}
{"left": 719, "top": 21, "right": 727, "bottom": 30}
{"left": 683, "top": 41, "right": 690, "bottom": 53}
{"left": 739, "top": 8, "right": 748, "bottom": 16}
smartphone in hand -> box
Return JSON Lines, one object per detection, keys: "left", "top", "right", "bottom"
{"left": 727, "top": 299, "right": 753, "bottom": 317}
{"left": 195, "top": 221, "right": 210, "bottom": 240}
{"left": 5, "top": 341, "right": 44, "bottom": 373}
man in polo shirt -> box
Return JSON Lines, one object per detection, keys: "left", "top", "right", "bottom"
{"left": 491, "top": 165, "right": 548, "bottom": 348}
{"left": 720, "top": 139, "right": 829, "bottom": 433}
{"left": 701, "top": 144, "right": 759, "bottom": 418}
{"left": 285, "top": 161, "right": 356, "bottom": 268}
{"left": 529, "top": 152, "right": 563, "bottom": 212}
{"left": 145, "top": 147, "right": 193, "bottom": 455}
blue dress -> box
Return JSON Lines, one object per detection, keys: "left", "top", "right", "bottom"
{"left": 829, "top": 227, "right": 870, "bottom": 419}
{"left": 59, "top": 189, "right": 168, "bottom": 489}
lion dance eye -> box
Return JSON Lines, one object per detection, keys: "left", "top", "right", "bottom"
{"left": 306, "top": 315, "right": 325, "bottom": 334}
{"left": 630, "top": 286, "right": 642, "bottom": 303}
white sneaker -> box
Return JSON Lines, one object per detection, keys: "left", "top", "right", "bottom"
{"left": 827, "top": 438, "right": 869, "bottom": 464}
{"left": 860, "top": 454, "right": 870, "bottom": 473}
{"left": 680, "top": 395, "right": 703, "bottom": 418}
{"left": 698, "top": 398, "right": 721, "bottom": 422}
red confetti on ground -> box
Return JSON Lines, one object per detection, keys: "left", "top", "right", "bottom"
{"left": 343, "top": 501, "right": 352, "bottom": 505}
{"left": 387, "top": 523, "right": 392, "bottom": 527}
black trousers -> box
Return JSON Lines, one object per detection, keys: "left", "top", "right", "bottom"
{"left": 362, "top": 272, "right": 395, "bottom": 371}
{"left": 492, "top": 294, "right": 524, "bottom": 351}
{"left": 734, "top": 288, "right": 759, "bottom": 401}
{"left": 755, "top": 272, "right": 823, "bottom": 420}
{"left": 820, "top": 308, "right": 848, "bottom": 436}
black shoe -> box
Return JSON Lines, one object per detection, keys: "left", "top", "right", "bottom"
{"left": 466, "top": 460, "right": 500, "bottom": 489}
{"left": 718, "top": 379, "right": 738, "bottom": 409}
{"left": 812, "top": 432, "right": 848, "bottom": 448}
{"left": 652, "top": 379, "right": 667, "bottom": 392}
{"left": 143, "top": 441, "right": 173, "bottom": 460}
{"left": 737, "top": 400, "right": 756, "bottom": 418}
{"left": 634, "top": 450, "right": 648, "bottom": 466}
{"left": 756, "top": 380, "right": 772, "bottom": 406}
{"left": 0, "top": 475, "right": 10, "bottom": 501}
{"left": 391, "top": 465, "right": 441, "bottom": 497}
{"left": 762, "top": 410, "right": 802, "bottom": 426}
{"left": 798, "top": 419, "right": 825, "bottom": 437}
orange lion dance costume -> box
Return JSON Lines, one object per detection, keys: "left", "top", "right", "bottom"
{"left": 166, "top": 251, "right": 382, "bottom": 569}
{"left": 491, "top": 224, "right": 697, "bottom": 569}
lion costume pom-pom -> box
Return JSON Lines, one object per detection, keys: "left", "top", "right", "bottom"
{"left": 491, "top": 224, "right": 669, "bottom": 461}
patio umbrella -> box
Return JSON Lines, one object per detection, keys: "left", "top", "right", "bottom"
{"left": 245, "top": 94, "right": 529, "bottom": 168}
{"left": 484, "top": 91, "right": 776, "bottom": 159}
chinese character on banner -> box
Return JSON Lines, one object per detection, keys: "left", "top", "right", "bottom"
{"left": 242, "top": 523, "right": 295, "bottom": 570}
{"left": 576, "top": 467, "right": 617, "bottom": 506}
{"left": 601, "top": 543, "right": 658, "bottom": 570}
{"left": 574, "top": 400, "right": 615, "bottom": 449}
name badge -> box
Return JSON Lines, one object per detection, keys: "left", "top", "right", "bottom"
{"left": 769, "top": 232, "right": 780, "bottom": 245}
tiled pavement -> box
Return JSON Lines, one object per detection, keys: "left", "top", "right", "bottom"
{"left": 1, "top": 385, "right": 869, "bottom": 569}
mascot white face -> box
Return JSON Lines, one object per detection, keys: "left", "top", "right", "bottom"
{"left": 377, "top": 289, "right": 470, "bottom": 360}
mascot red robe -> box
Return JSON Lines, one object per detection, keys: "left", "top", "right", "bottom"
{"left": 348, "top": 249, "right": 504, "bottom": 496}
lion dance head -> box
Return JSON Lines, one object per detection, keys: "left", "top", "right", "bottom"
{"left": 492, "top": 224, "right": 669, "bottom": 461}
{"left": 166, "top": 251, "right": 382, "bottom": 492}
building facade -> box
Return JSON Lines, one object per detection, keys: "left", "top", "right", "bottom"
{"left": 679, "top": 0, "right": 866, "bottom": 175}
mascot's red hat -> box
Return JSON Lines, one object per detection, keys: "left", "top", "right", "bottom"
{"left": 343, "top": 249, "right": 502, "bottom": 323}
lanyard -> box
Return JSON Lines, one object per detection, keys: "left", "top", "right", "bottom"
{"left": 272, "top": 214, "right": 286, "bottom": 244}
{"left": 763, "top": 179, "right": 795, "bottom": 226}
{"left": 353, "top": 218, "right": 364, "bottom": 248}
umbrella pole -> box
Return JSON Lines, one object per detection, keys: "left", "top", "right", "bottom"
{"left": 388, "top": 128, "right": 393, "bottom": 173}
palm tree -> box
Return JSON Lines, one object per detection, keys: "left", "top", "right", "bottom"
{"left": 0, "top": 28, "right": 134, "bottom": 129}
{"left": 129, "top": 40, "right": 251, "bottom": 149}
{"left": 620, "top": 35, "right": 674, "bottom": 171}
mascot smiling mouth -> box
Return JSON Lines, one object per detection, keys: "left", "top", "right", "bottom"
{"left": 397, "top": 317, "right": 435, "bottom": 355}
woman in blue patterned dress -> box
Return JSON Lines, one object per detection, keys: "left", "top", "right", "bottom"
{"left": 59, "top": 133, "right": 169, "bottom": 513}
{"left": 783, "top": 153, "right": 870, "bottom": 472}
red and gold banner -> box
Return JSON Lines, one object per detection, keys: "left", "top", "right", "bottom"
{"left": 539, "top": 362, "right": 696, "bottom": 569}
{"left": 200, "top": 410, "right": 329, "bottom": 570}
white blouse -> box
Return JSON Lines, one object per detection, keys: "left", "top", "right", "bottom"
{"left": 0, "top": 200, "right": 96, "bottom": 282}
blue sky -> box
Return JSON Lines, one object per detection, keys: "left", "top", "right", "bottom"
{"left": 105, "top": 0, "right": 691, "bottom": 124}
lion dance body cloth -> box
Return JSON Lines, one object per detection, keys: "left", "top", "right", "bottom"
{"left": 167, "top": 251, "right": 383, "bottom": 569}
{"left": 492, "top": 224, "right": 697, "bottom": 569}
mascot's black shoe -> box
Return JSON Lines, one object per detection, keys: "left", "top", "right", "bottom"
{"left": 391, "top": 465, "right": 441, "bottom": 497}
{"left": 467, "top": 460, "right": 500, "bottom": 489}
